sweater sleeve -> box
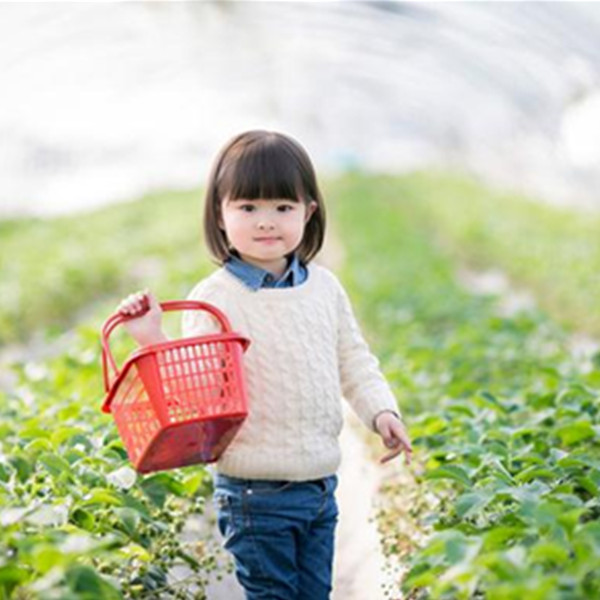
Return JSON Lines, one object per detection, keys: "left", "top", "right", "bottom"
{"left": 336, "top": 278, "right": 401, "bottom": 432}
{"left": 181, "top": 282, "right": 230, "bottom": 338}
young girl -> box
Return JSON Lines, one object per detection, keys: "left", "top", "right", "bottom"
{"left": 116, "top": 130, "right": 412, "bottom": 599}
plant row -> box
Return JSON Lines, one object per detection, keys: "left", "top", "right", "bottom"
{"left": 0, "top": 189, "right": 205, "bottom": 346}
{"left": 330, "top": 173, "right": 600, "bottom": 599}
{"left": 394, "top": 170, "right": 600, "bottom": 337}
{"left": 1, "top": 190, "right": 225, "bottom": 598}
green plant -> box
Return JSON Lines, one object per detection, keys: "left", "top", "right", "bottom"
{"left": 329, "top": 173, "right": 600, "bottom": 599}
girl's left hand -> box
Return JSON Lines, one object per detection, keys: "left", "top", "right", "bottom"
{"left": 374, "top": 412, "right": 413, "bottom": 465}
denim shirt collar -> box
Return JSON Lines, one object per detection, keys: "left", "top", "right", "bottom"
{"left": 224, "top": 253, "right": 304, "bottom": 291}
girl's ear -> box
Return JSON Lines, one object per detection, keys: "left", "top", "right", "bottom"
{"left": 304, "top": 200, "right": 318, "bottom": 224}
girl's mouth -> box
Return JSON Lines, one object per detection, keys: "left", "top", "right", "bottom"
{"left": 255, "top": 237, "right": 281, "bottom": 243}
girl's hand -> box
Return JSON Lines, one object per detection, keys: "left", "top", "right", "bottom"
{"left": 116, "top": 289, "right": 167, "bottom": 347}
{"left": 374, "top": 411, "right": 413, "bottom": 465}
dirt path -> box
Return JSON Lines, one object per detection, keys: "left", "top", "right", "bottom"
{"left": 323, "top": 226, "right": 406, "bottom": 599}
{"left": 332, "top": 407, "right": 401, "bottom": 599}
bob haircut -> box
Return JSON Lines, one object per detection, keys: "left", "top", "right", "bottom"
{"left": 203, "top": 130, "right": 326, "bottom": 265}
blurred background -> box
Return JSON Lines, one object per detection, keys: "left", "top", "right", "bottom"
{"left": 1, "top": 0, "right": 600, "bottom": 219}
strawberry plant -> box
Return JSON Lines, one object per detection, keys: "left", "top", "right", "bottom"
{"left": 1, "top": 189, "right": 228, "bottom": 598}
{"left": 0, "top": 325, "right": 222, "bottom": 598}
{"left": 330, "top": 173, "right": 600, "bottom": 599}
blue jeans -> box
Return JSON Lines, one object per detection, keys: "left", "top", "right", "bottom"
{"left": 213, "top": 473, "right": 339, "bottom": 600}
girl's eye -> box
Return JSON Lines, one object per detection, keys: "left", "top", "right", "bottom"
{"left": 277, "top": 204, "right": 294, "bottom": 212}
{"left": 239, "top": 205, "right": 255, "bottom": 212}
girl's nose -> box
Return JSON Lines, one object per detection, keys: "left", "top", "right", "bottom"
{"left": 257, "top": 220, "right": 274, "bottom": 230}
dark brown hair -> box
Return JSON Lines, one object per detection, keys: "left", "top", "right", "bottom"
{"left": 203, "top": 130, "right": 326, "bottom": 265}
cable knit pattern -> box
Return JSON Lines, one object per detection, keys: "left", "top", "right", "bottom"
{"left": 181, "top": 262, "right": 400, "bottom": 481}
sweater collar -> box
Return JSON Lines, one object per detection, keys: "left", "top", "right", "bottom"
{"left": 224, "top": 253, "right": 304, "bottom": 291}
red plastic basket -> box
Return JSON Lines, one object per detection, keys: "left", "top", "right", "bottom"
{"left": 101, "top": 300, "right": 250, "bottom": 473}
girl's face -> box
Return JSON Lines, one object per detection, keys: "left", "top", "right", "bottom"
{"left": 219, "top": 197, "right": 317, "bottom": 274}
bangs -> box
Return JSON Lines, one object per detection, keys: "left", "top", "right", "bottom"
{"left": 218, "top": 142, "right": 304, "bottom": 202}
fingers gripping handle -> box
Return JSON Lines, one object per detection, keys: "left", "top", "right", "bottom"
{"left": 101, "top": 300, "right": 234, "bottom": 394}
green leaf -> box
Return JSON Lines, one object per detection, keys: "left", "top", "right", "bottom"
{"left": 420, "top": 415, "right": 448, "bottom": 436}
{"left": 484, "top": 456, "right": 515, "bottom": 485}
{"left": 422, "top": 529, "right": 479, "bottom": 566}
{"left": 20, "top": 425, "right": 51, "bottom": 441}
{"left": 589, "top": 468, "right": 600, "bottom": 486}
{"left": 512, "top": 452, "right": 545, "bottom": 467}
{"left": 577, "top": 520, "right": 600, "bottom": 553}
{"left": 574, "top": 475, "right": 599, "bottom": 497}
{"left": 514, "top": 466, "right": 556, "bottom": 483}
{"left": 57, "top": 404, "right": 83, "bottom": 421}
{"left": 68, "top": 433, "right": 95, "bottom": 453}
{"left": 63, "top": 448, "right": 88, "bottom": 465}
{"left": 140, "top": 472, "right": 185, "bottom": 508}
{"left": 528, "top": 541, "right": 569, "bottom": 565}
{"left": 557, "top": 507, "right": 586, "bottom": 535}
{"left": 557, "top": 455, "right": 588, "bottom": 469}
{"left": 23, "top": 438, "right": 54, "bottom": 455}
{"left": 71, "top": 508, "right": 96, "bottom": 531}
{"left": 51, "top": 426, "right": 87, "bottom": 447}
{"left": 121, "top": 494, "right": 151, "bottom": 519}
{"left": 446, "top": 403, "right": 475, "bottom": 418}
{"left": 182, "top": 471, "right": 206, "bottom": 497}
{"left": 114, "top": 507, "right": 141, "bottom": 538}
{"left": 403, "top": 562, "right": 439, "bottom": 589}
{"left": 455, "top": 490, "right": 493, "bottom": 518}
{"left": 81, "top": 488, "right": 124, "bottom": 507}
{"left": 8, "top": 454, "right": 32, "bottom": 482}
{"left": 555, "top": 421, "right": 596, "bottom": 446}
{"left": 476, "top": 391, "right": 507, "bottom": 413}
{"left": 482, "top": 526, "right": 524, "bottom": 551}
{"left": 38, "top": 452, "right": 72, "bottom": 476}
{"left": 425, "top": 464, "right": 472, "bottom": 487}
{"left": 510, "top": 426, "right": 541, "bottom": 441}
{"left": 0, "top": 565, "right": 29, "bottom": 593}
{"left": 482, "top": 441, "right": 509, "bottom": 459}
{"left": 496, "top": 482, "right": 549, "bottom": 505}
{"left": 30, "top": 545, "right": 66, "bottom": 574}
{"left": 65, "top": 565, "right": 123, "bottom": 599}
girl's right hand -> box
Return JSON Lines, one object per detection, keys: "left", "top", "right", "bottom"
{"left": 116, "top": 289, "right": 167, "bottom": 346}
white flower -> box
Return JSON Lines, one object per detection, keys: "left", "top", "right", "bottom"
{"left": 107, "top": 466, "right": 137, "bottom": 489}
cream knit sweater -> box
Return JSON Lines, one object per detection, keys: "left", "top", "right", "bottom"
{"left": 181, "top": 261, "right": 400, "bottom": 481}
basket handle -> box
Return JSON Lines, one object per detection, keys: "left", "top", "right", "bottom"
{"left": 101, "top": 300, "right": 235, "bottom": 395}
